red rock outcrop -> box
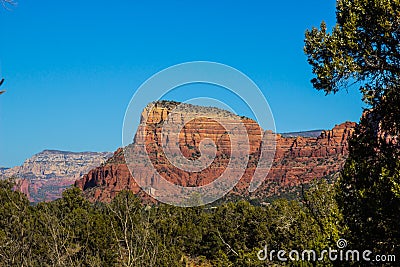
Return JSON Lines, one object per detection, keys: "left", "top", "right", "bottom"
{"left": 75, "top": 101, "right": 356, "bottom": 203}
{"left": 13, "top": 178, "right": 30, "bottom": 200}
{"left": 74, "top": 148, "right": 143, "bottom": 202}
{"left": 251, "top": 122, "right": 355, "bottom": 198}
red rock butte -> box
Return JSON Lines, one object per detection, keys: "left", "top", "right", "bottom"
{"left": 75, "top": 101, "right": 356, "bottom": 203}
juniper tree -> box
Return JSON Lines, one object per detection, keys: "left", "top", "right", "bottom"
{"left": 305, "top": 0, "right": 400, "bottom": 258}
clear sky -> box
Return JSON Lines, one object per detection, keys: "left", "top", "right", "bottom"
{"left": 0, "top": 0, "right": 364, "bottom": 167}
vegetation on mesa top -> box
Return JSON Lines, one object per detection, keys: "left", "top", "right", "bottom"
{"left": 146, "top": 100, "right": 253, "bottom": 121}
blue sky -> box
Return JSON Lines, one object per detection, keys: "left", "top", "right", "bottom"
{"left": 0, "top": 0, "right": 364, "bottom": 167}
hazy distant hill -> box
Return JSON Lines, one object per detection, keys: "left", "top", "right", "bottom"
{"left": 1, "top": 150, "right": 112, "bottom": 202}
{"left": 280, "top": 130, "right": 323, "bottom": 138}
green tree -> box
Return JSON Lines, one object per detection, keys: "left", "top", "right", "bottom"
{"left": 304, "top": 0, "right": 400, "bottom": 104}
{"left": 108, "top": 190, "right": 164, "bottom": 267}
{"left": 304, "top": 0, "right": 400, "bottom": 258}
{"left": 338, "top": 111, "right": 400, "bottom": 257}
{"left": 34, "top": 187, "right": 116, "bottom": 266}
{"left": 0, "top": 179, "right": 36, "bottom": 266}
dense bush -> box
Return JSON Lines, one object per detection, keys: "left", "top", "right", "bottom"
{"left": 0, "top": 179, "right": 342, "bottom": 266}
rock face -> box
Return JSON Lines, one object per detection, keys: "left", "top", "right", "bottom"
{"left": 253, "top": 121, "right": 355, "bottom": 198}
{"left": 76, "top": 101, "right": 356, "bottom": 203}
{"left": 1, "top": 150, "right": 112, "bottom": 202}
{"left": 74, "top": 148, "right": 140, "bottom": 202}
{"left": 13, "top": 179, "right": 31, "bottom": 200}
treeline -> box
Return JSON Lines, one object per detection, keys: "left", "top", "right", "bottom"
{"left": 0, "top": 179, "right": 344, "bottom": 267}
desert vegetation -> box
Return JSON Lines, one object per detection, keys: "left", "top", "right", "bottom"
{"left": 0, "top": 178, "right": 341, "bottom": 266}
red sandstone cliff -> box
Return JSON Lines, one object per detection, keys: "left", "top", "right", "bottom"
{"left": 75, "top": 101, "right": 356, "bottom": 202}
{"left": 251, "top": 121, "right": 355, "bottom": 198}
{"left": 14, "top": 179, "right": 31, "bottom": 200}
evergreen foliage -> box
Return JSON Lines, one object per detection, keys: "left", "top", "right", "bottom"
{"left": 305, "top": 0, "right": 400, "bottom": 261}
{"left": 0, "top": 179, "right": 342, "bottom": 266}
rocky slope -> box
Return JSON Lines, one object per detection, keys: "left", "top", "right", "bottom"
{"left": 76, "top": 101, "right": 356, "bottom": 203}
{"left": 252, "top": 121, "right": 355, "bottom": 199}
{"left": 1, "top": 150, "right": 112, "bottom": 202}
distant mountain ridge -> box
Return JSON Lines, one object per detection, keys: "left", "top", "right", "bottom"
{"left": 1, "top": 150, "right": 112, "bottom": 202}
{"left": 280, "top": 130, "right": 323, "bottom": 138}
{"left": 40, "top": 149, "right": 110, "bottom": 155}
